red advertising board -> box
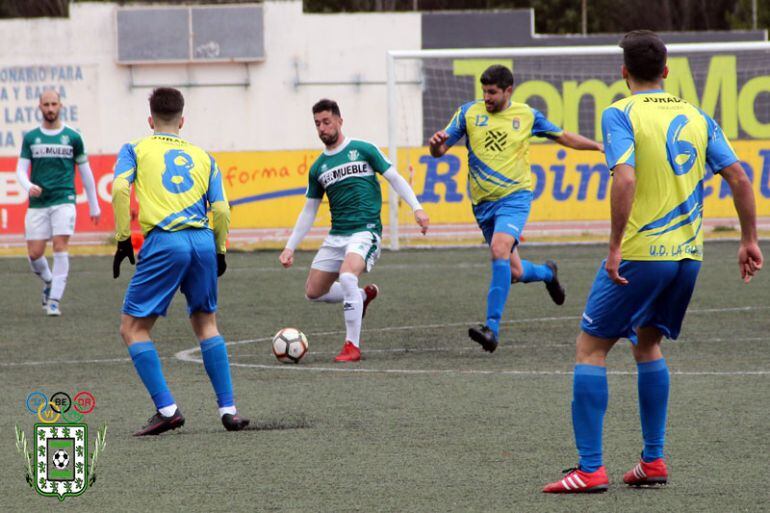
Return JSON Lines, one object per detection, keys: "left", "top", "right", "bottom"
{"left": 0, "top": 154, "right": 117, "bottom": 234}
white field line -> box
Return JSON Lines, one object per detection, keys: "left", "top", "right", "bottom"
{"left": 172, "top": 305, "right": 770, "bottom": 377}
{"left": 3, "top": 306, "right": 767, "bottom": 374}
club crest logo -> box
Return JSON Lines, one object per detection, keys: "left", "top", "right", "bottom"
{"left": 60, "top": 135, "right": 70, "bottom": 145}
{"left": 321, "top": 163, "right": 328, "bottom": 172}
{"left": 33, "top": 423, "right": 88, "bottom": 500}
{"left": 35, "top": 137, "right": 42, "bottom": 144}
{"left": 512, "top": 117, "right": 520, "bottom": 130}
{"left": 16, "top": 390, "right": 106, "bottom": 501}
{"left": 347, "top": 149, "right": 360, "bottom": 161}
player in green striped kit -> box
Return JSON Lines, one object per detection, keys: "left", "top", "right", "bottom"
{"left": 15, "top": 90, "right": 101, "bottom": 316}
{"left": 280, "top": 99, "right": 429, "bottom": 362}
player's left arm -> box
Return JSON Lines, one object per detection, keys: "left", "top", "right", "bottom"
{"left": 369, "top": 143, "right": 429, "bottom": 234}
{"left": 74, "top": 134, "right": 100, "bottom": 223}
{"left": 531, "top": 108, "right": 603, "bottom": 152}
{"left": 112, "top": 143, "right": 137, "bottom": 278}
{"left": 554, "top": 131, "right": 604, "bottom": 152}
{"left": 207, "top": 156, "right": 231, "bottom": 277}
{"left": 77, "top": 162, "right": 101, "bottom": 224}
{"left": 381, "top": 168, "right": 429, "bottom": 235}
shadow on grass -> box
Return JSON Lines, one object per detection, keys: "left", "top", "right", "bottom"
{"left": 243, "top": 415, "right": 312, "bottom": 431}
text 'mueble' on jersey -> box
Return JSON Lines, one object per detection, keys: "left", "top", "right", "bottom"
{"left": 444, "top": 100, "right": 563, "bottom": 205}
{"left": 602, "top": 90, "right": 738, "bottom": 261}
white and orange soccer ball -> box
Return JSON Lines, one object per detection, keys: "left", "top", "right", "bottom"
{"left": 272, "top": 328, "right": 308, "bottom": 364}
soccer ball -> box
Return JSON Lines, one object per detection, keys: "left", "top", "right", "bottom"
{"left": 272, "top": 328, "right": 308, "bottom": 364}
{"left": 52, "top": 449, "right": 69, "bottom": 469}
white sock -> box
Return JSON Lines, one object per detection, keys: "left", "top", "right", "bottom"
{"left": 28, "top": 256, "right": 52, "bottom": 283}
{"left": 158, "top": 404, "right": 177, "bottom": 417}
{"left": 339, "top": 272, "right": 363, "bottom": 348}
{"left": 307, "top": 282, "right": 345, "bottom": 303}
{"left": 219, "top": 406, "right": 237, "bottom": 418}
{"left": 308, "top": 282, "right": 365, "bottom": 304}
{"left": 50, "top": 252, "right": 69, "bottom": 301}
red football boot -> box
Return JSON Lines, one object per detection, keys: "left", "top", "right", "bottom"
{"left": 623, "top": 458, "right": 668, "bottom": 486}
{"left": 361, "top": 284, "right": 379, "bottom": 319}
{"left": 334, "top": 341, "right": 361, "bottom": 362}
{"left": 543, "top": 466, "right": 609, "bottom": 493}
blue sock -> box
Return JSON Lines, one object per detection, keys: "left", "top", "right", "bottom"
{"left": 572, "top": 364, "right": 608, "bottom": 472}
{"left": 519, "top": 260, "right": 554, "bottom": 283}
{"left": 128, "top": 341, "right": 175, "bottom": 410}
{"left": 485, "top": 259, "right": 511, "bottom": 336}
{"left": 200, "top": 335, "right": 234, "bottom": 408}
{"left": 637, "top": 358, "right": 669, "bottom": 462}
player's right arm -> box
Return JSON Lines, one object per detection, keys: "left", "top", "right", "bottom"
{"left": 280, "top": 168, "right": 324, "bottom": 268}
{"left": 702, "top": 113, "right": 763, "bottom": 282}
{"left": 111, "top": 143, "right": 137, "bottom": 278}
{"left": 601, "top": 106, "right": 636, "bottom": 285}
{"left": 280, "top": 198, "right": 321, "bottom": 268}
{"left": 16, "top": 134, "right": 42, "bottom": 197}
{"left": 429, "top": 105, "right": 467, "bottom": 157}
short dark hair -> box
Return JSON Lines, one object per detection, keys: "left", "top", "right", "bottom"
{"left": 312, "top": 98, "right": 341, "bottom": 117}
{"left": 620, "top": 30, "right": 667, "bottom": 83}
{"left": 480, "top": 65, "right": 514, "bottom": 90}
{"left": 149, "top": 87, "right": 184, "bottom": 122}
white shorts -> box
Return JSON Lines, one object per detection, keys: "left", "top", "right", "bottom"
{"left": 311, "top": 231, "right": 382, "bottom": 273}
{"left": 25, "top": 204, "right": 76, "bottom": 240}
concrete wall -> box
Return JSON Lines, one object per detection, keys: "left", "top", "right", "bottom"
{"left": 0, "top": 1, "right": 421, "bottom": 157}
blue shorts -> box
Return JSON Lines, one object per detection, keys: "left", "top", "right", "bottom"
{"left": 472, "top": 190, "right": 532, "bottom": 246}
{"left": 123, "top": 228, "right": 218, "bottom": 318}
{"left": 581, "top": 259, "right": 701, "bottom": 343}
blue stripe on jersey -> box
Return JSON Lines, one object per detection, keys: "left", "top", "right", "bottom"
{"left": 155, "top": 196, "right": 209, "bottom": 230}
{"left": 468, "top": 169, "right": 493, "bottom": 194}
{"left": 468, "top": 149, "right": 518, "bottom": 186}
{"left": 679, "top": 217, "right": 703, "bottom": 247}
{"left": 638, "top": 179, "right": 704, "bottom": 235}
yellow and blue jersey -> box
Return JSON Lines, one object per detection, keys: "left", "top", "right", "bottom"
{"left": 602, "top": 90, "right": 738, "bottom": 261}
{"left": 112, "top": 133, "right": 230, "bottom": 253}
{"left": 445, "top": 100, "right": 563, "bottom": 205}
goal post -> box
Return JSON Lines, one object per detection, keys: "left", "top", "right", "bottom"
{"left": 385, "top": 41, "right": 770, "bottom": 250}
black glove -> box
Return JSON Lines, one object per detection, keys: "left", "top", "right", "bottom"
{"left": 113, "top": 238, "right": 135, "bottom": 279}
{"left": 217, "top": 253, "right": 227, "bottom": 277}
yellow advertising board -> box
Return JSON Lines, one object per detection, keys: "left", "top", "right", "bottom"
{"left": 214, "top": 141, "right": 770, "bottom": 229}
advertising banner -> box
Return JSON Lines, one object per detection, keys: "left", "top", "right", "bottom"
{"left": 2, "top": 142, "right": 767, "bottom": 236}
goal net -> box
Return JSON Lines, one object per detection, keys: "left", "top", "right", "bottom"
{"left": 384, "top": 42, "right": 770, "bottom": 249}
